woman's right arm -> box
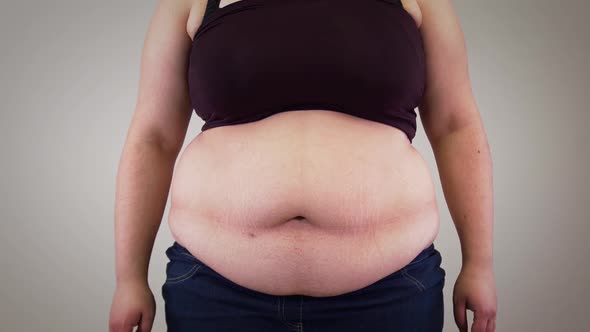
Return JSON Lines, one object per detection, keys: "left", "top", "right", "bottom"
{"left": 115, "top": 0, "right": 195, "bottom": 287}
{"left": 110, "top": 0, "right": 204, "bottom": 331}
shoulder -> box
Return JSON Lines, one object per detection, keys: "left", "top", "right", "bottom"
{"left": 152, "top": 0, "right": 207, "bottom": 41}
{"left": 412, "top": 0, "right": 468, "bottom": 76}
{"left": 413, "top": 0, "right": 463, "bottom": 33}
{"left": 406, "top": 0, "right": 464, "bottom": 31}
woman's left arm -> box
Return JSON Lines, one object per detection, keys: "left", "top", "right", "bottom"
{"left": 414, "top": 0, "right": 497, "bottom": 331}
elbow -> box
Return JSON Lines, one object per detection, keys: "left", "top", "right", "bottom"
{"left": 421, "top": 103, "right": 483, "bottom": 146}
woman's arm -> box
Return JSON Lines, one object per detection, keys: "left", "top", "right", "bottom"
{"left": 430, "top": 120, "right": 494, "bottom": 269}
{"left": 114, "top": 0, "right": 195, "bottom": 285}
{"left": 415, "top": 0, "right": 496, "bottom": 330}
{"left": 416, "top": 0, "right": 493, "bottom": 270}
{"left": 110, "top": 1, "right": 209, "bottom": 329}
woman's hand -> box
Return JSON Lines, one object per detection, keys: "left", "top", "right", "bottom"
{"left": 109, "top": 280, "right": 156, "bottom": 332}
{"left": 453, "top": 263, "right": 497, "bottom": 332}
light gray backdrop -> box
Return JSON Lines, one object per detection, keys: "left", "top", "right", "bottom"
{"left": 1, "top": 0, "right": 588, "bottom": 331}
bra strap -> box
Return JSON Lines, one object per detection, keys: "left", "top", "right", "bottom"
{"left": 203, "top": 0, "right": 221, "bottom": 23}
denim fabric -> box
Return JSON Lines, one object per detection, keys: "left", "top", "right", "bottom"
{"left": 162, "top": 240, "right": 446, "bottom": 332}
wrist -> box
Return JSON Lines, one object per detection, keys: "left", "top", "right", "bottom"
{"left": 116, "top": 272, "right": 149, "bottom": 286}
{"left": 462, "top": 256, "right": 494, "bottom": 271}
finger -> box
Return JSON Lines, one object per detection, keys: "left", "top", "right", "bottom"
{"left": 453, "top": 300, "right": 468, "bottom": 332}
{"left": 114, "top": 317, "right": 135, "bottom": 332}
{"left": 471, "top": 310, "right": 488, "bottom": 332}
{"left": 486, "top": 318, "right": 496, "bottom": 332}
{"left": 137, "top": 312, "right": 154, "bottom": 332}
{"left": 125, "top": 320, "right": 135, "bottom": 332}
{"left": 112, "top": 322, "right": 133, "bottom": 332}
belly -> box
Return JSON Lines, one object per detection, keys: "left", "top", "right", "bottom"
{"left": 167, "top": 110, "right": 440, "bottom": 297}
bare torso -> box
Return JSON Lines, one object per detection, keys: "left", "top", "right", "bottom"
{"left": 168, "top": 108, "right": 439, "bottom": 297}
{"left": 166, "top": 0, "right": 436, "bottom": 298}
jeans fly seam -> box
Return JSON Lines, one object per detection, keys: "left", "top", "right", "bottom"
{"left": 281, "top": 297, "right": 292, "bottom": 324}
{"left": 280, "top": 297, "right": 300, "bottom": 329}
{"left": 299, "top": 296, "right": 303, "bottom": 331}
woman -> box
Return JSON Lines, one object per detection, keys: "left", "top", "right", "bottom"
{"left": 109, "top": 0, "right": 497, "bottom": 331}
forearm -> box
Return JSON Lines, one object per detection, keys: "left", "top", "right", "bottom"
{"left": 431, "top": 121, "right": 494, "bottom": 269}
{"left": 114, "top": 141, "right": 177, "bottom": 284}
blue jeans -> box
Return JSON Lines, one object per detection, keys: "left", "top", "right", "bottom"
{"left": 161, "top": 240, "right": 446, "bottom": 332}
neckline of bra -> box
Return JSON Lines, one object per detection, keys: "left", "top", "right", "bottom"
{"left": 193, "top": 0, "right": 265, "bottom": 41}
{"left": 192, "top": 0, "right": 414, "bottom": 43}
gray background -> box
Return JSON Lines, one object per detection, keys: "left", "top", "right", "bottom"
{"left": 1, "top": 0, "right": 588, "bottom": 331}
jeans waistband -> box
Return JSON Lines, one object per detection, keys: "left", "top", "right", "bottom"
{"left": 168, "top": 240, "right": 436, "bottom": 268}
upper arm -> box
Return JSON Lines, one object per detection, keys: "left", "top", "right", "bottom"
{"left": 126, "top": 0, "right": 204, "bottom": 154}
{"left": 415, "top": 0, "right": 480, "bottom": 144}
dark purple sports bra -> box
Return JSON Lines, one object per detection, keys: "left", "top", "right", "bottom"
{"left": 188, "top": 0, "right": 425, "bottom": 143}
